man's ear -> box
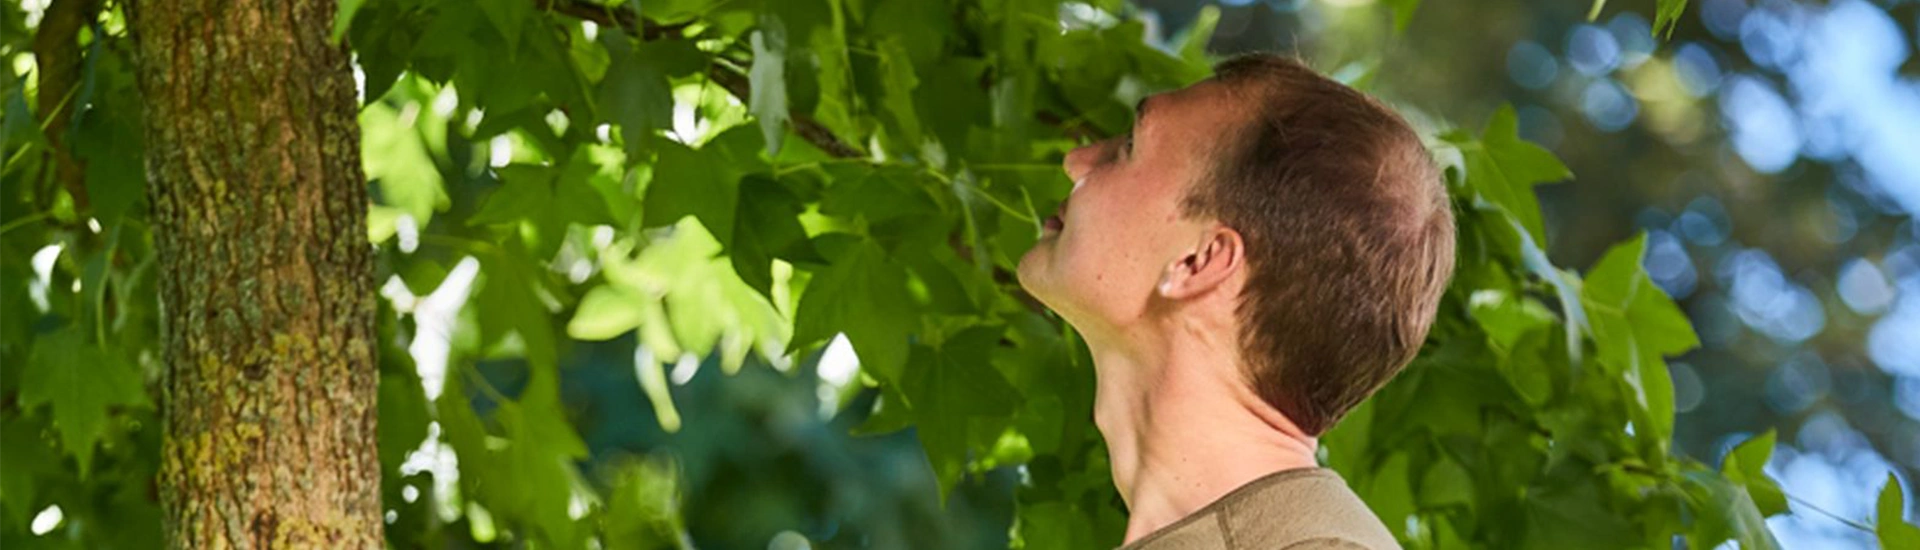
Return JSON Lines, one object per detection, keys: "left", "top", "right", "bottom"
{"left": 1157, "top": 226, "right": 1244, "bottom": 299}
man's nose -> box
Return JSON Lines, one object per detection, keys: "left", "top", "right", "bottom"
{"left": 1062, "top": 143, "right": 1095, "bottom": 183}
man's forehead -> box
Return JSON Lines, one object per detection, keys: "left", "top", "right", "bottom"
{"left": 1135, "top": 81, "right": 1242, "bottom": 143}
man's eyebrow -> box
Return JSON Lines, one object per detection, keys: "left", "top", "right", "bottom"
{"left": 1133, "top": 97, "right": 1153, "bottom": 133}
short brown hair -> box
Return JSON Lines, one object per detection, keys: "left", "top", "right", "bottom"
{"left": 1186, "top": 53, "right": 1455, "bottom": 436}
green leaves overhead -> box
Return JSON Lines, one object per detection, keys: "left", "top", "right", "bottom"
{"left": 20, "top": 327, "right": 149, "bottom": 477}
{"left": 469, "top": 157, "right": 617, "bottom": 261}
{"left": 642, "top": 136, "right": 744, "bottom": 247}
{"left": 362, "top": 100, "right": 450, "bottom": 228}
{"left": 1583, "top": 233, "right": 1697, "bottom": 448}
{"left": 1720, "top": 431, "right": 1787, "bottom": 518}
{"left": 876, "top": 37, "right": 924, "bottom": 149}
{"left": 791, "top": 236, "right": 915, "bottom": 384}
{"left": 4, "top": 0, "right": 1798, "bottom": 547}
{"left": 473, "top": 244, "right": 560, "bottom": 369}
{"left": 904, "top": 326, "right": 1021, "bottom": 498}
{"left": 437, "top": 370, "right": 590, "bottom": 547}
{"left": 731, "top": 175, "right": 821, "bottom": 297}
{"left": 1443, "top": 105, "right": 1572, "bottom": 246}
{"left": 478, "top": 0, "right": 532, "bottom": 57}
{"left": 595, "top": 31, "right": 708, "bottom": 158}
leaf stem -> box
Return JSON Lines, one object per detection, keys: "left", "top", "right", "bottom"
{"left": 0, "top": 211, "right": 52, "bottom": 235}
{"left": 957, "top": 177, "right": 1035, "bottom": 223}
{"left": 419, "top": 233, "right": 500, "bottom": 255}
{"left": 1785, "top": 492, "right": 1875, "bottom": 533}
{"left": 968, "top": 163, "right": 1058, "bottom": 172}
{"left": 460, "top": 362, "right": 516, "bottom": 406}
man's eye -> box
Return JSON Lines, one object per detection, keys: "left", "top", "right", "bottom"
{"left": 1122, "top": 133, "right": 1134, "bottom": 156}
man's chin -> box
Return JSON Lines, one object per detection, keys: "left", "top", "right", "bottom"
{"left": 1015, "top": 246, "right": 1055, "bottom": 302}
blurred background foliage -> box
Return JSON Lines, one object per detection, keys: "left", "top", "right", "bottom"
{"left": 1, "top": 0, "right": 1917, "bottom": 548}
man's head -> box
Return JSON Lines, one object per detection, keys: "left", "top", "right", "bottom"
{"left": 1017, "top": 53, "right": 1455, "bottom": 436}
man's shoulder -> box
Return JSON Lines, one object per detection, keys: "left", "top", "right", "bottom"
{"left": 1215, "top": 468, "right": 1399, "bottom": 550}
{"left": 1122, "top": 468, "right": 1401, "bottom": 550}
{"left": 1278, "top": 536, "right": 1380, "bottom": 550}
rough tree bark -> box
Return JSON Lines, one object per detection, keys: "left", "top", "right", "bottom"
{"left": 125, "top": 0, "right": 383, "bottom": 547}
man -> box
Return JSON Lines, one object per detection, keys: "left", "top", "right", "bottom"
{"left": 1016, "top": 53, "right": 1455, "bottom": 549}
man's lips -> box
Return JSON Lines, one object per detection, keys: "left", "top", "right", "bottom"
{"left": 1043, "top": 199, "right": 1069, "bottom": 233}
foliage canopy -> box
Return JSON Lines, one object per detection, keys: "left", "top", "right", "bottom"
{"left": 4, "top": 0, "right": 1915, "bottom": 548}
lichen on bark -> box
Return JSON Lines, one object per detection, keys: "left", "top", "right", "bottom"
{"left": 125, "top": 0, "right": 383, "bottom": 547}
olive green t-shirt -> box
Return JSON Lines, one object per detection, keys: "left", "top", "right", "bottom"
{"left": 1118, "top": 468, "right": 1401, "bottom": 550}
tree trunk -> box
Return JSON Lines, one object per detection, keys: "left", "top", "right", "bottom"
{"left": 126, "top": 0, "right": 383, "bottom": 547}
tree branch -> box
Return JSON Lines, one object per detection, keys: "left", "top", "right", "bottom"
{"left": 536, "top": 0, "right": 863, "bottom": 159}
{"left": 702, "top": 63, "right": 863, "bottom": 159}
{"left": 535, "top": 0, "right": 684, "bottom": 40}
{"left": 33, "top": 0, "right": 101, "bottom": 212}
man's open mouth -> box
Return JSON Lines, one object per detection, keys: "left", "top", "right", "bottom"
{"left": 1043, "top": 199, "right": 1068, "bottom": 233}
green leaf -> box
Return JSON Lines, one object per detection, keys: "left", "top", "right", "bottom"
{"left": 876, "top": 37, "right": 924, "bottom": 148}
{"left": 1418, "top": 454, "right": 1474, "bottom": 510}
{"left": 20, "top": 327, "right": 148, "bottom": 477}
{"left": 1, "top": 415, "right": 61, "bottom": 527}
{"left": 1501, "top": 215, "right": 1589, "bottom": 367}
{"left": 1382, "top": 0, "right": 1422, "bottom": 33}
{"left": 731, "top": 175, "right": 821, "bottom": 298}
{"left": 377, "top": 369, "right": 430, "bottom": 473}
{"left": 1881, "top": 474, "right": 1920, "bottom": 549}
{"left": 867, "top": 0, "right": 950, "bottom": 65}
{"left": 479, "top": 0, "right": 532, "bottom": 57}
{"left": 437, "top": 367, "right": 587, "bottom": 547}
{"left": 1468, "top": 289, "right": 1553, "bottom": 356}
{"left": 470, "top": 164, "right": 556, "bottom": 227}
{"left": 362, "top": 102, "right": 450, "bottom": 227}
{"left": 567, "top": 284, "right": 646, "bottom": 341}
{"left": 71, "top": 94, "right": 145, "bottom": 226}
{"left": 474, "top": 245, "right": 558, "bottom": 369}
{"left": 331, "top": 0, "right": 365, "bottom": 44}
{"left": 1361, "top": 453, "right": 1415, "bottom": 536}
{"left": 809, "top": 1, "right": 861, "bottom": 144}
{"left": 1446, "top": 105, "right": 1571, "bottom": 246}
{"left": 598, "top": 31, "right": 676, "bottom": 159}
{"left": 1177, "top": 6, "right": 1220, "bottom": 65}
{"left": 1522, "top": 477, "right": 1638, "bottom": 550}
{"left": 749, "top": 18, "right": 790, "bottom": 157}
{"left": 1720, "top": 430, "right": 1787, "bottom": 517}
{"left": 905, "top": 326, "right": 1021, "bottom": 499}
{"left": 602, "top": 455, "right": 686, "bottom": 548}
{"left": 790, "top": 236, "right": 915, "bottom": 383}
{"left": 1682, "top": 471, "right": 1782, "bottom": 550}
{"left": 470, "top": 160, "right": 612, "bottom": 255}
{"left": 644, "top": 138, "right": 741, "bottom": 247}
{"left": 497, "top": 372, "right": 589, "bottom": 545}
{"left": 1653, "top": 0, "right": 1690, "bottom": 38}
{"left": 1584, "top": 233, "right": 1698, "bottom": 446}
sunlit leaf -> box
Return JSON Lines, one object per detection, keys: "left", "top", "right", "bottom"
{"left": 1880, "top": 473, "right": 1920, "bottom": 549}
{"left": 749, "top": 19, "right": 790, "bottom": 157}
{"left": 791, "top": 236, "right": 914, "bottom": 383}
{"left": 568, "top": 284, "right": 646, "bottom": 340}
{"left": 1721, "top": 430, "right": 1787, "bottom": 518}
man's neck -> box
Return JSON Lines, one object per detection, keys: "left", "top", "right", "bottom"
{"left": 1086, "top": 325, "right": 1321, "bottom": 545}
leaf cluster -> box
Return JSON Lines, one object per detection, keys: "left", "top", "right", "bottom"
{"left": 3, "top": 0, "right": 1899, "bottom": 548}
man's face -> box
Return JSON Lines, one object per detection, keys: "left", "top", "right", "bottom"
{"left": 1017, "top": 80, "right": 1243, "bottom": 331}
